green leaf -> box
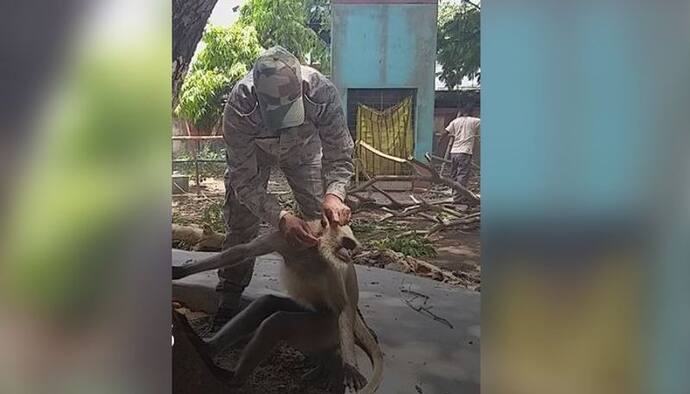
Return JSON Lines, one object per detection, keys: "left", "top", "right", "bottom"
{"left": 437, "top": 1, "right": 480, "bottom": 89}
{"left": 176, "top": 23, "right": 262, "bottom": 130}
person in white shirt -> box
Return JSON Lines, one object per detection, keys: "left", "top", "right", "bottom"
{"left": 443, "top": 106, "right": 480, "bottom": 203}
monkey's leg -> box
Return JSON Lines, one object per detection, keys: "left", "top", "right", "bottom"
{"left": 173, "top": 231, "right": 290, "bottom": 280}
{"left": 205, "top": 294, "right": 306, "bottom": 356}
{"left": 303, "top": 348, "right": 350, "bottom": 394}
{"left": 172, "top": 309, "right": 236, "bottom": 384}
{"left": 233, "top": 310, "right": 340, "bottom": 389}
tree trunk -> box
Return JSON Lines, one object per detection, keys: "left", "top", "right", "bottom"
{"left": 172, "top": 0, "right": 219, "bottom": 109}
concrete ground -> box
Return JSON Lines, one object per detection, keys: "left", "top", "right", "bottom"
{"left": 173, "top": 249, "right": 480, "bottom": 394}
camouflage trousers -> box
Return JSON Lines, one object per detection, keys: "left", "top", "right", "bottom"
{"left": 217, "top": 156, "right": 324, "bottom": 305}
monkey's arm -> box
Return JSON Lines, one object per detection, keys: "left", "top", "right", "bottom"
{"left": 173, "top": 231, "right": 289, "bottom": 279}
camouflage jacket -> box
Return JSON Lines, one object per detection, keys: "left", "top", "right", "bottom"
{"left": 222, "top": 66, "right": 354, "bottom": 227}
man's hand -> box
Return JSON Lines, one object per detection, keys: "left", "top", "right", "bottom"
{"left": 279, "top": 213, "right": 319, "bottom": 248}
{"left": 322, "top": 194, "right": 351, "bottom": 226}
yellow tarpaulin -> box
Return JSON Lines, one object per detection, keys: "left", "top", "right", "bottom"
{"left": 355, "top": 96, "right": 414, "bottom": 176}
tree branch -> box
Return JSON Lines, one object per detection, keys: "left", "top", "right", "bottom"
{"left": 350, "top": 148, "right": 479, "bottom": 203}
{"left": 462, "top": 0, "right": 481, "bottom": 11}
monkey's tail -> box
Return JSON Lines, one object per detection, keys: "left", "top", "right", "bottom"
{"left": 354, "top": 309, "right": 383, "bottom": 394}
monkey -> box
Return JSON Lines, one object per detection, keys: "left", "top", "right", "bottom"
{"left": 173, "top": 220, "right": 383, "bottom": 394}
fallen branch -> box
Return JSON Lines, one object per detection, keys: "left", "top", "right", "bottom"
{"left": 400, "top": 256, "right": 466, "bottom": 284}
{"left": 346, "top": 193, "right": 419, "bottom": 213}
{"left": 380, "top": 205, "right": 425, "bottom": 220}
{"left": 425, "top": 216, "right": 481, "bottom": 238}
{"left": 348, "top": 152, "right": 479, "bottom": 204}
{"left": 350, "top": 174, "right": 478, "bottom": 203}
{"left": 416, "top": 197, "right": 467, "bottom": 219}
{"left": 418, "top": 212, "right": 443, "bottom": 223}
{"left": 402, "top": 297, "right": 454, "bottom": 329}
{"left": 349, "top": 148, "right": 479, "bottom": 232}
{"left": 354, "top": 248, "right": 478, "bottom": 289}
{"left": 421, "top": 153, "right": 479, "bottom": 203}
{"left": 356, "top": 159, "right": 408, "bottom": 209}
{"left": 371, "top": 185, "right": 407, "bottom": 208}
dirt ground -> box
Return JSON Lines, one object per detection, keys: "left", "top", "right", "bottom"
{"left": 182, "top": 311, "right": 335, "bottom": 394}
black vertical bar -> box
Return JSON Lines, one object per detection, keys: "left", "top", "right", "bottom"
{"left": 358, "top": 105, "right": 362, "bottom": 178}
{"left": 400, "top": 96, "right": 407, "bottom": 175}
{"left": 388, "top": 97, "right": 394, "bottom": 175}
{"left": 393, "top": 97, "right": 401, "bottom": 175}
{"left": 403, "top": 97, "right": 414, "bottom": 174}
{"left": 382, "top": 101, "right": 388, "bottom": 175}
{"left": 371, "top": 107, "right": 377, "bottom": 176}
{"left": 363, "top": 105, "right": 369, "bottom": 177}
{"left": 382, "top": 92, "right": 388, "bottom": 175}
{"left": 401, "top": 97, "right": 407, "bottom": 175}
{"left": 374, "top": 99, "right": 379, "bottom": 175}
{"left": 195, "top": 138, "right": 201, "bottom": 195}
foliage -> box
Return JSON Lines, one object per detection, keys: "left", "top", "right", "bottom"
{"left": 437, "top": 1, "right": 480, "bottom": 90}
{"left": 306, "top": 0, "right": 331, "bottom": 45}
{"left": 350, "top": 220, "right": 379, "bottom": 235}
{"left": 239, "top": 0, "right": 330, "bottom": 72}
{"left": 176, "top": 23, "right": 262, "bottom": 130}
{"left": 193, "top": 24, "right": 263, "bottom": 72}
{"left": 371, "top": 233, "right": 438, "bottom": 258}
{"left": 174, "top": 142, "right": 226, "bottom": 181}
{"left": 176, "top": 69, "right": 234, "bottom": 130}
{"left": 304, "top": 0, "right": 331, "bottom": 70}
{"left": 351, "top": 219, "right": 406, "bottom": 237}
{"left": 201, "top": 201, "right": 225, "bottom": 233}
{"left": 177, "top": 0, "right": 334, "bottom": 129}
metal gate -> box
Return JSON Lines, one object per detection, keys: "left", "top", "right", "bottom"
{"left": 347, "top": 89, "right": 416, "bottom": 176}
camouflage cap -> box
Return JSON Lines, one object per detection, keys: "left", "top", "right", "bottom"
{"left": 253, "top": 46, "right": 304, "bottom": 130}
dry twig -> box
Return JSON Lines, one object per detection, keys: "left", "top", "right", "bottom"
{"left": 402, "top": 298, "right": 454, "bottom": 329}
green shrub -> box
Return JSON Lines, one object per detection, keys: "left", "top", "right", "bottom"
{"left": 201, "top": 201, "right": 225, "bottom": 233}
{"left": 175, "top": 23, "right": 262, "bottom": 130}
{"left": 371, "top": 233, "right": 438, "bottom": 258}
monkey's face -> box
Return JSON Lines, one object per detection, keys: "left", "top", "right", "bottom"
{"left": 321, "top": 224, "right": 361, "bottom": 262}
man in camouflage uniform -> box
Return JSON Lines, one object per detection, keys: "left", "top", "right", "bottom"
{"left": 213, "top": 46, "right": 354, "bottom": 327}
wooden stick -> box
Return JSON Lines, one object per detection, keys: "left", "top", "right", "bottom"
{"left": 418, "top": 212, "right": 442, "bottom": 223}
{"left": 358, "top": 141, "right": 408, "bottom": 163}
{"left": 348, "top": 167, "right": 479, "bottom": 204}
{"left": 425, "top": 217, "right": 481, "bottom": 237}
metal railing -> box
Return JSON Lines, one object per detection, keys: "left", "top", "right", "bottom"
{"left": 172, "top": 135, "right": 225, "bottom": 195}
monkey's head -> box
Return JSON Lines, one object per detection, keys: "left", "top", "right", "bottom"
{"left": 317, "top": 223, "right": 361, "bottom": 263}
